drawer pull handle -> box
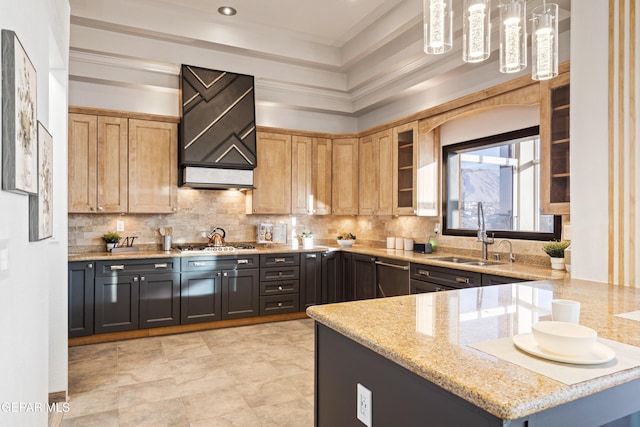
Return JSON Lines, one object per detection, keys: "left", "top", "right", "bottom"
{"left": 275, "top": 258, "right": 286, "bottom": 263}
{"left": 237, "top": 259, "right": 249, "bottom": 264}
{"left": 417, "top": 270, "right": 430, "bottom": 276}
{"left": 193, "top": 262, "right": 206, "bottom": 267}
{"left": 306, "top": 254, "right": 317, "bottom": 259}
{"left": 154, "top": 263, "right": 168, "bottom": 269}
{"left": 110, "top": 265, "right": 125, "bottom": 271}
{"left": 455, "top": 277, "right": 470, "bottom": 284}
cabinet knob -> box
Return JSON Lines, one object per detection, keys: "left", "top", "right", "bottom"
{"left": 87, "top": 263, "right": 93, "bottom": 269}
{"left": 278, "top": 286, "right": 283, "bottom": 291}
{"left": 223, "top": 272, "right": 228, "bottom": 277}
{"left": 90, "top": 207, "right": 95, "bottom": 211}
{"left": 97, "top": 206, "right": 104, "bottom": 211}
{"left": 172, "top": 207, "right": 177, "bottom": 212}
{"left": 133, "top": 277, "right": 139, "bottom": 282}
{"left": 140, "top": 276, "right": 145, "bottom": 281}
{"left": 278, "top": 302, "right": 283, "bottom": 307}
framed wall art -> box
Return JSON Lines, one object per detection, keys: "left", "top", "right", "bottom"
{"left": 2, "top": 29, "right": 38, "bottom": 195}
{"left": 29, "top": 122, "right": 53, "bottom": 241}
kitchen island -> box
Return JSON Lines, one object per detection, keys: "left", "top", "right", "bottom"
{"left": 307, "top": 279, "right": 640, "bottom": 426}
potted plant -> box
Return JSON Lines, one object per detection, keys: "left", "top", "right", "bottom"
{"left": 542, "top": 240, "right": 570, "bottom": 270}
{"left": 300, "top": 231, "right": 314, "bottom": 249}
{"left": 337, "top": 232, "right": 356, "bottom": 248}
{"left": 101, "top": 231, "right": 121, "bottom": 251}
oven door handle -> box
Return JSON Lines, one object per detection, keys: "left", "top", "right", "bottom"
{"left": 375, "top": 261, "right": 409, "bottom": 270}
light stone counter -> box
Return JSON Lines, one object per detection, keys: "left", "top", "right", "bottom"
{"left": 307, "top": 278, "right": 640, "bottom": 421}
{"left": 68, "top": 244, "right": 562, "bottom": 281}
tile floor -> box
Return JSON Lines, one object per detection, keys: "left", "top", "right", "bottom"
{"left": 60, "top": 319, "right": 315, "bottom": 426}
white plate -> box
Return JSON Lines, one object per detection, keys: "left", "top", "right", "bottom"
{"left": 512, "top": 333, "right": 616, "bottom": 365}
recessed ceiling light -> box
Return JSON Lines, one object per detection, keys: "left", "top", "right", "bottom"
{"left": 218, "top": 6, "right": 237, "bottom": 16}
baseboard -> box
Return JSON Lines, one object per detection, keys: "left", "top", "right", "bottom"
{"left": 48, "top": 391, "right": 67, "bottom": 404}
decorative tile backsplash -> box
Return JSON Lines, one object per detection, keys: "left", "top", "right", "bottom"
{"left": 68, "top": 187, "right": 558, "bottom": 266}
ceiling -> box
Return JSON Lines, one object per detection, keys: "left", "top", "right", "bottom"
{"left": 68, "top": 0, "right": 572, "bottom": 119}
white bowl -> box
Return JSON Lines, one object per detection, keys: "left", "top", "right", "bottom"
{"left": 531, "top": 321, "right": 597, "bottom": 356}
{"left": 337, "top": 239, "right": 355, "bottom": 248}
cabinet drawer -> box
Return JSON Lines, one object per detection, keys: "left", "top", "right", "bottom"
{"left": 96, "top": 258, "right": 178, "bottom": 276}
{"left": 260, "top": 253, "right": 300, "bottom": 267}
{"left": 410, "top": 263, "right": 481, "bottom": 288}
{"left": 410, "top": 279, "right": 455, "bottom": 294}
{"left": 260, "top": 280, "right": 299, "bottom": 296}
{"left": 260, "top": 266, "right": 300, "bottom": 281}
{"left": 260, "top": 294, "right": 299, "bottom": 315}
{"left": 181, "top": 255, "right": 259, "bottom": 271}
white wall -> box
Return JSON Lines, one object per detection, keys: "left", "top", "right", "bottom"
{"left": 0, "top": 0, "right": 70, "bottom": 425}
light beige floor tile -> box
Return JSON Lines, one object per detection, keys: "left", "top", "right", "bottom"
{"left": 64, "top": 389, "right": 118, "bottom": 419}
{"left": 285, "top": 372, "right": 315, "bottom": 397}
{"left": 181, "top": 389, "right": 250, "bottom": 422}
{"left": 118, "top": 360, "right": 173, "bottom": 386}
{"left": 116, "top": 336, "right": 163, "bottom": 355}
{"left": 117, "top": 377, "right": 180, "bottom": 409}
{"left": 223, "top": 361, "right": 281, "bottom": 385}
{"left": 68, "top": 343, "right": 117, "bottom": 363}
{"left": 118, "top": 397, "right": 189, "bottom": 427}
{"left": 61, "top": 409, "right": 119, "bottom": 427}
{"left": 174, "top": 367, "right": 237, "bottom": 397}
{"left": 235, "top": 378, "right": 305, "bottom": 408}
{"left": 160, "top": 333, "right": 213, "bottom": 360}
{"left": 188, "top": 408, "right": 262, "bottom": 427}
{"left": 252, "top": 398, "right": 314, "bottom": 427}
{"left": 68, "top": 364, "right": 118, "bottom": 395}
{"left": 168, "top": 354, "right": 220, "bottom": 377}
{"left": 117, "top": 347, "right": 167, "bottom": 367}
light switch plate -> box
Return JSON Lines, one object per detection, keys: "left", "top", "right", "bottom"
{"left": 116, "top": 221, "right": 125, "bottom": 232}
{"left": 563, "top": 224, "right": 571, "bottom": 240}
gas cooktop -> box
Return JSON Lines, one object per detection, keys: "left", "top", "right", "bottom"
{"left": 174, "top": 243, "right": 256, "bottom": 252}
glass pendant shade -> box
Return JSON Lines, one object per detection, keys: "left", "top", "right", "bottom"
{"left": 423, "top": 0, "right": 453, "bottom": 54}
{"left": 498, "top": 0, "right": 526, "bottom": 73}
{"left": 463, "top": 0, "right": 491, "bottom": 63}
{"left": 531, "top": 3, "right": 559, "bottom": 80}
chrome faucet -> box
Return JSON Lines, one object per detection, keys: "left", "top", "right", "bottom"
{"left": 497, "top": 239, "right": 516, "bottom": 263}
{"left": 477, "top": 202, "right": 494, "bottom": 260}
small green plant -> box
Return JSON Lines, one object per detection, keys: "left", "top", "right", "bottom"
{"left": 101, "top": 231, "right": 121, "bottom": 244}
{"left": 300, "top": 231, "right": 313, "bottom": 238}
{"left": 542, "top": 240, "right": 570, "bottom": 258}
{"left": 337, "top": 232, "right": 356, "bottom": 240}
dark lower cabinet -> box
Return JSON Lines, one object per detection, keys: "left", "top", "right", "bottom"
{"left": 259, "top": 253, "right": 300, "bottom": 315}
{"left": 351, "top": 254, "right": 377, "bottom": 301}
{"left": 94, "top": 274, "right": 140, "bottom": 334}
{"left": 68, "top": 261, "right": 95, "bottom": 337}
{"left": 181, "top": 271, "right": 222, "bottom": 324}
{"left": 321, "top": 251, "right": 343, "bottom": 304}
{"left": 481, "top": 274, "right": 526, "bottom": 286}
{"left": 222, "top": 268, "right": 260, "bottom": 319}
{"left": 139, "top": 272, "right": 181, "bottom": 328}
{"left": 300, "top": 252, "right": 322, "bottom": 310}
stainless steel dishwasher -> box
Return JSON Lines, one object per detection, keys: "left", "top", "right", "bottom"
{"left": 375, "top": 257, "right": 410, "bottom": 297}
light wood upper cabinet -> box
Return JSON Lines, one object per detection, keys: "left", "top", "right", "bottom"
{"left": 251, "top": 132, "right": 292, "bottom": 214}
{"left": 416, "top": 123, "right": 440, "bottom": 217}
{"left": 292, "top": 136, "right": 332, "bottom": 215}
{"left": 68, "top": 114, "right": 128, "bottom": 213}
{"left": 332, "top": 138, "right": 359, "bottom": 215}
{"left": 128, "top": 119, "right": 178, "bottom": 213}
{"left": 540, "top": 72, "right": 570, "bottom": 215}
{"left": 68, "top": 109, "right": 178, "bottom": 214}
{"left": 359, "top": 130, "right": 392, "bottom": 215}
{"left": 392, "top": 121, "right": 419, "bottom": 215}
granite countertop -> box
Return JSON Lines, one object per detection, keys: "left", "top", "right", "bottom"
{"left": 68, "top": 244, "right": 562, "bottom": 280}
{"left": 306, "top": 279, "right": 640, "bottom": 420}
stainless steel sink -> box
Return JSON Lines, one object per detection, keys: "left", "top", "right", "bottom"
{"left": 462, "top": 261, "right": 504, "bottom": 266}
{"left": 430, "top": 256, "right": 478, "bottom": 264}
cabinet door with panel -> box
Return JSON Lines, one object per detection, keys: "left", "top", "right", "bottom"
{"left": 321, "top": 251, "right": 343, "bottom": 304}
{"left": 359, "top": 130, "right": 393, "bottom": 215}
{"left": 94, "top": 274, "right": 139, "bottom": 334}
{"left": 68, "top": 261, "right": 95, "bottom": 337}
{"left": 181, "top": 270, "right": 222, "bottom": 324}
{"left": 300, "top": 252, "right": 322, "bottom": 310}
{"left": 222, "top": 268, "right": 260, "bottom": 320}
{"left": 292, "top": 136, "right": 332, "bottom": 215}
{"left": 351, "top": 254, "right": 377, "bottom": 301}
{"left": 332, "top": 138, "right": 359, "bottom": 215}
{"left": 68, "top": 114, "right": 128, "bottom": 213}
{"left": 139, "top": 271, "right": 180, "bottom": 328}
{"left": 540, "top": 72, "right": 571, "bottom": 214}
{"left": 128, "top": 119, "right": 178, "bottom": 213}
{"left": 251, "top": 132, "right": 292, "bottom": 214}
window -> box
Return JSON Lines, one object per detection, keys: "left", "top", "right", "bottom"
{"left": 442, "top": 126, "right": 561, "bottom": 240}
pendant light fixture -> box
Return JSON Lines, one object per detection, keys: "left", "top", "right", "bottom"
{"left": 531, "top": 2, "right": 559, "bottom": 80}
{"left": 423, "top": 0, "right": 453, "bottom": 55}
{"left": 498, "top": 0, "right": 526, "bottom": 73}
{"left": 463, "top": 0, "right": 491, "bottom": 63}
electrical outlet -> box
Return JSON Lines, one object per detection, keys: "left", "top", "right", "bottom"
{"left": 563, "top": 224, "right": 571, "bottom": 240}
{"left": 357, "top": 383, "right": 372, "bottom": 427}
{"left": 434, "top": 222, "right": 441, "bottom": 234}
{"left": 368, "top": 221, "right": 372, "bottom": 230}
{"left": 116, "top": 220, "right": 125, "bottom": 232}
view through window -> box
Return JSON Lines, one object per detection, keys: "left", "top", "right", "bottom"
{"left": 443, "top": 126, "right": 560, "bottom": 240}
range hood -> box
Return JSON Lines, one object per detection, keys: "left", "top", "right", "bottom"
{"left": 179, "top": 64, "right": 257, "bottom": 189}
